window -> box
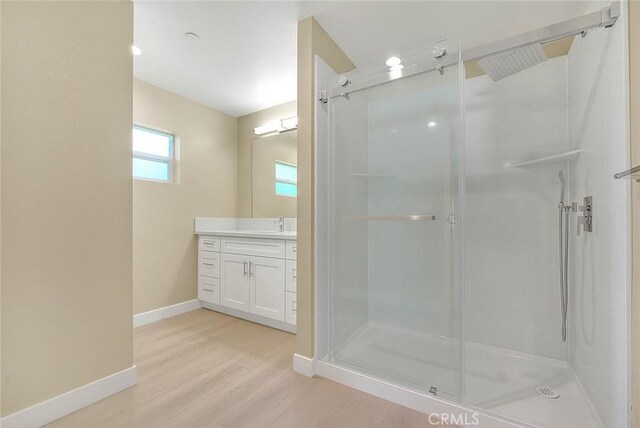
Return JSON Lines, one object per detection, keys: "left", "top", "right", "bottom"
{"left": 275, "top": 161, "right": 297, "bottom": 197}
{"left": 132, "top": 125, "right": 174, "bottom": 182}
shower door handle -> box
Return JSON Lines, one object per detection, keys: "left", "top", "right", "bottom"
{"left": 345, "top": 214, "right": 436, "bottom": 221}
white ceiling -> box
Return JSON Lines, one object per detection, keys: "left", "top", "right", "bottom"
{"left": 133, "top": 1, "right": 588, "bottom": 118}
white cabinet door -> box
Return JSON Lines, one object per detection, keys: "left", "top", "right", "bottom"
{"left": 249, "top": 256, "right": 285, "bottom": 321}
{"left": 220, "top": 253, "right": 250, "bottom": 311}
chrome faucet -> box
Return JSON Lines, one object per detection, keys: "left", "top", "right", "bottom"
{"left": 274, "top": 217, "right": 285, "bottom": 232}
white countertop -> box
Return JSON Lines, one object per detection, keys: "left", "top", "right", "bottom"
{"left": 196, "top": 229, "right": 296, "bottom": 240}
{"left": 194, "top": 217, "right": 297, "bottom": 240}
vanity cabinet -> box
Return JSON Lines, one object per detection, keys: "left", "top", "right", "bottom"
{"left": 197, "top": 234, "right": 296, "bottom": 331}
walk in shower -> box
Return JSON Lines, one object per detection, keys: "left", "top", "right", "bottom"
{"left": 317, "top": 2, "right": 630, "bottom": 427}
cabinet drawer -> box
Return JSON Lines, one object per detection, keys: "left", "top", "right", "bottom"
{"left": 285, "top": 292, "right": 297, "bottom": 325}
{"left": 199, "top": 236, "right": 221, "bottom": 252}
{"left": 286, "top": 260, "right": 297, "bottom": 293}
{"left": 199, "top": 276, "right": 220, "bottom": 304}
{"left": 285, "top": 241, "right": 297, "bottom": 260}
{"left": 221, "top": 237, "right": 285, "bottom": 259}
{"left": 199, "top": 252, "right": 220, "bottom": 278}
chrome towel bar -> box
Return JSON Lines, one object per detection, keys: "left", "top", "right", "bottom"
{"left": 613, "top": 165, "right": 640, "bottom": 182}
{"left": 346, "top": 215, "right": 436, "bottom": 221}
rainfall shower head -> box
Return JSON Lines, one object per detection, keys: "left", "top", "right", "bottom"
{"left": 477, "top": 43, "right": 548, "bottom": 81}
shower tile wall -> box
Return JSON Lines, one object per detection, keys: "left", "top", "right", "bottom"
{"left": 568, "top": 15, "right": 630, "bottom": 427}
{"left": 464, "top": 57, "right": 570, "bottom": 360}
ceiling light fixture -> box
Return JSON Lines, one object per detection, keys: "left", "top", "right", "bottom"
{"left": 428, "top": 121, "right": 437, "bottom": 128}
{"left": 386, "top": 56, "right": 404, "bottom": 72}
{"left": 253, "top": 116, "right": 298, "bottom": 136}
{"left": 385, "top": 57, "right": 401, "bottom": 68}
{"left": 131, "top": 45, "right": 142, "bottom": 56}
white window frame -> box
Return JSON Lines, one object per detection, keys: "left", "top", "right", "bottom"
{"left": 275, "top": 160, "right": 297, "bottom": 198}
{"left": 132, "top": 124, "right": 174, "bottom": 183}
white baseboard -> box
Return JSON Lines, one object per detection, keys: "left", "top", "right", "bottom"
{"left": 133, "top": 299, "right": 202, "bottom": 327}
{"left": 293, "top": 353, "right": 316, "bottom": 377}
{"left": 1, "top": 365, "right": 137, "bottom": 428}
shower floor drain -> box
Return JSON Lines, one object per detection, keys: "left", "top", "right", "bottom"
{"left": 535, "top": 386, "right": 560, "bottom": 399}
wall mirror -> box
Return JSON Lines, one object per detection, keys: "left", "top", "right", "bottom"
{"left": 251, "top": 130, "right": 297, "bottom": 217}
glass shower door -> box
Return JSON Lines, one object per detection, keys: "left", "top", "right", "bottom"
{"left": 328, "top": 42, "right": 462, "bottom": 400}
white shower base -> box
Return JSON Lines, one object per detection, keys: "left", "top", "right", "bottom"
{"left": 332, "top": 323, "right": 602, "bottom": 428}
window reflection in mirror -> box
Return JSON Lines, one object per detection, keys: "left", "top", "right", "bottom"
{"left": 251, "top": 130, "right": 297, "bottom": 218}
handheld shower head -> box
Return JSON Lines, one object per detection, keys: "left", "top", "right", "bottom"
{"left": 558, "top": 171, "right": 566, "bottom": 204}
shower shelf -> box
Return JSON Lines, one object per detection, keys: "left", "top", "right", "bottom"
{"left": 512, "top": 149, "right": 583, "bottom": 168}
{"left": 345, "top": 214, "right": 436, "bottom": 221}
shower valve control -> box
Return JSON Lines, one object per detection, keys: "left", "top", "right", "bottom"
{"left": 577, "top": 196, "right": 593, "bottom": 236}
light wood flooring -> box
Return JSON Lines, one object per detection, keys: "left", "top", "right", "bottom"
{"left": 47, "top": 309, "right": 438, "bottom": 428}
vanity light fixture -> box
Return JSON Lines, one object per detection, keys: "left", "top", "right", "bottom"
{"left": 131, "top": 45, "right": 142, "bottom": 56}
{"left": 280, "top": 116, "right": 298, "bottom": 131}
{"left": 253, "top": 116, "right": 298, "bottom": 135}
{"left": 253, "top": 121, "right": 280, "bottom": 135}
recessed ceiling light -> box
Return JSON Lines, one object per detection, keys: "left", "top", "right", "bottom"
{"left": 428, "top": 121, "right": 437, "bottom": 128}
{"left": 184, "top": 32, "right": 200, "bottom": 41}
{"left": 385, "top": 57, "right": 402, "bottom": 67}
{"left": 131, "top": 45, "right": 142, "bottom": 56}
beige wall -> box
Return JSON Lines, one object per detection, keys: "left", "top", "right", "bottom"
{"left": 237, "top": 101, "right": 296, "bottom": 217}
{"left": 133, "top": 80, "right": 237, "bottom": 315}
{"left": 252, "top": 131, "right": 297, "bottom": 218}
{"left": 1, "top": 0, "right": 4, "bottom": 415}
{"left": 297, "top": 17, "right": 354, "bottom": 358}
{"left": 630, "top": 1, "right": 639, "bottom": 425}
{"left": 1, "top": 1, "right": 133, "bottom": 416}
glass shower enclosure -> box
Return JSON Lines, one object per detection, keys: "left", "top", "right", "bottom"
{"left": 324, "top": 10, "right": 630, "bottom": 425}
